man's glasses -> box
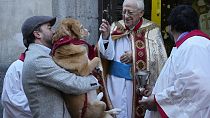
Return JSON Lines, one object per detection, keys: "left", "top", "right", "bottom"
{"left": 122, "top": 10, "right": 140, "bottom": 17}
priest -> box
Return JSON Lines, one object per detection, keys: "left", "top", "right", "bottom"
{"left": 98, "top": 0, "right": 167, "bottom": 117}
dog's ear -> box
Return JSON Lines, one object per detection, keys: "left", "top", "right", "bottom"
{"left": 62, "top": 25, "right": 71, "bottom": 36}
{"left": 71, "top": 21, "right": 82, "bottom": 38}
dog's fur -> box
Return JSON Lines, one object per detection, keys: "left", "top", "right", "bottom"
{"left": 52, "top": 18, "right": 116, "bottom": 118}
{"left": 52, "top": 18, "right": 100, "bottom": 76}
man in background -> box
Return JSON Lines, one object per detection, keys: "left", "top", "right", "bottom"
{"left": 140, "top": 5, "right": 210, "bottom": 118}
{"left": 1, "top": 52, "right": 32, "bottom": 118}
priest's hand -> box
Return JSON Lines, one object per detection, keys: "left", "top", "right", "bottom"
{"left": 120, "top": 51, "right": 133, "bottom": 64}
{"left": 99, "top": 19, "right": 110, "bottom": 40}
{"left": 139, "top": 94, "right": 157, "bottom": 111}
{"left": 138, "top": 84, "right": 152, "bottom": 97}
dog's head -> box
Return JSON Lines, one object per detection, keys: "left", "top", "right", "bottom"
{"left": 52, "top": 18, "right": 89, "bottom": 43}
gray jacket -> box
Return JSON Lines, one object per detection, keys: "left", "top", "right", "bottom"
{"left": 22, "top": 44, "right": 99, "bottom": 118}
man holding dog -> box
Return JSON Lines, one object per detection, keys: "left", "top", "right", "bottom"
{"left": 98, "top": 0, "right": 167, "bottom": 117}
{"left": 21, "top": 16, "right": 99, "bottom": 118}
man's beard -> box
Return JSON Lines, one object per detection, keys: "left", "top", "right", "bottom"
{"left": 43, "top": 34, "right": 53, "bottom": 48}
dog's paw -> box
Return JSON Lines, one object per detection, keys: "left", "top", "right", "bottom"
{"left": 97, "top": 92, "right": 103, "bottom": 101}
{"left": 105, "top": 108, "right": 121, "bottom": 115}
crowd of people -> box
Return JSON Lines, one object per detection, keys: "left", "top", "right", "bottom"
{"left": 1, "top": 0, "right": 210, "bottom": 118}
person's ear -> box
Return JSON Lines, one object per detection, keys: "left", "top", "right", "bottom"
{"left": 33, "top": 31, "right": 41, "bottom": 39}
{"left": 139, "top": 10, "right": 144, "bottom": 17}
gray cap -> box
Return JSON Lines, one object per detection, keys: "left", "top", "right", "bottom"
{"left": 21, "top": 16, "right": 56, "bottom": 47}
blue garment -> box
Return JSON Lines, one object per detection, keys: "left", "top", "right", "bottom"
{"left": 109, "top": 61, "right": 132, "bottom": 80}
{"left": 176, "top": 32, "right": 189, "bottom": 42}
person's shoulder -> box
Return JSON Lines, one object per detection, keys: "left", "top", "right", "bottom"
{"left": 24, "top": 44, "right": 47, "bottom": 66}
{"left": 188, "top": 36, "right": 210, "bottom": 48}
{"left": 9, "top": 60, "right": 23, "bottom": 68}
{"left": 142, "top": 18, "right": 159, "bottom": 28}
{"left": 111, "top": 20, "right": 125, "bottom": 27}
{"left": 5, "top": 59, "right": 23, "bottom": 74}
{"left": 110, "top": 20, "right": 126, "bottom": 33}
{"left": 117, "top": 20, "right": 124, "bottom": 25}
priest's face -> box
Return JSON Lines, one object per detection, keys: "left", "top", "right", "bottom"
{"left": 122, "top": 0, "right": 144, "bottom": 29}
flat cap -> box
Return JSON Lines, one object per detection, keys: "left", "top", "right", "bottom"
{"left": 21, "top": 16, "right": 56, "bottom": 47}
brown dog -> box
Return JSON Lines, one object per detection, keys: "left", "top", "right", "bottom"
{"left": 52, "top": 18, "right": 99, "bottom": 76}
{"left": 52, "top": 18, "right": 119, "bottom": 118}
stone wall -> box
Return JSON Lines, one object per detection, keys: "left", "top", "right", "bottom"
{"left": 52, "top": 0, "right": 99, "bottom": 44}
{"left": 0, "top": 0, "right": 53, "bottom": 117}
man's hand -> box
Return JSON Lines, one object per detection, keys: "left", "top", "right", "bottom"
{"left": 99, "top": 19, "right": 110, "bottom": 40}
{"left": 139, "top": 94, "right": 157, "bottom": 111}
{"left": 120, "top": 51, "right": 133, "bottom": 64}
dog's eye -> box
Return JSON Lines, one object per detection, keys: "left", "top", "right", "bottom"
{"left": 48, "top": 26, "right": 52, "bottom": 30}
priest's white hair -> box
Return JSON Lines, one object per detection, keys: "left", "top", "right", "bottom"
{"left": 123, "top": 0, "right": 144, "bottom": 11}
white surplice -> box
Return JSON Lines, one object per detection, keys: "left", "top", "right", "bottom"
{"left": 1, "top": 60, "right": 32, "bottom": 118}
{"left": 98, "top": 34, "right": 133, "bottom": 118}
{"left": 145, "top": 36, "right": 210, "bottom": 118}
